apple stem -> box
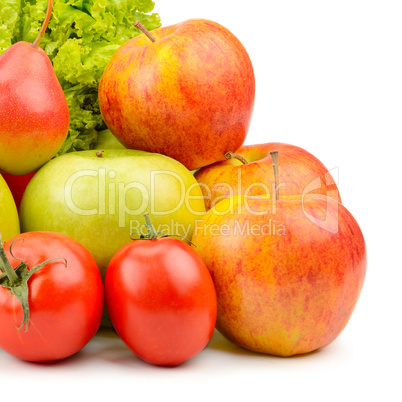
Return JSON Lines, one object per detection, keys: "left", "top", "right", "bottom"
{"left": 225, "top": 151, "right": 248, "bottom": 165}
{"left": 270, "top": 151, "right": 279, "bottom": 201}
{"left": 134, "top": 21, "right": 157, "bottom": 43}
{"left": 32, "top": 0, "right": 53, "bottom": 49}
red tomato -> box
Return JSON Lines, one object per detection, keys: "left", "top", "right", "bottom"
{"left": 105, "top": 237, "right": 217, "bottom": 366}
{"left": 0, "top": 231, "right": 104, "bottom": 362}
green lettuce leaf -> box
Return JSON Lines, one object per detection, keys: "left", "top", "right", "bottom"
{"left": 0, "top": 0, "right": 23, "bottom": 53}
{"left": 0, "top": 0, "right": 161, "bottom": 154}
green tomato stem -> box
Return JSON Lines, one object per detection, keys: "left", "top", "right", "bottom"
{"left": 136, "top": 214, "right": 197, "bottom": 247}
{"left": 143, "top": 213, "right": 159, "bottom": 240}
{"left": 0, "top": 235, "right": 67, "bottom": 332}
{"left": 0, "top": 235, "right": 19, "bottom": 285}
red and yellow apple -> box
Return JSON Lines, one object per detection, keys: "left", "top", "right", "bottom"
{"left": 99, "top": 19, "right": 255, "bottom": 171}
{"left": 195, "top": 142, "right": 340, "bottom": 210}
{"left": 191, "top": 194, "right": 366, "bottom": 356}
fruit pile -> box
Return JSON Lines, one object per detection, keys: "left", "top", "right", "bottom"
{"left": 0, "top": 0, "right": 366, "bottom": 365}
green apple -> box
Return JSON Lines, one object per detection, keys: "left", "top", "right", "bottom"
{"left": 94, "top": 129, "right": 126, "bottom": 150}
{"left": 0, "top": 174, "right": 20, "bottom": 241}
{"left": 20, "top": 149, "right": 206, "bottom": 281}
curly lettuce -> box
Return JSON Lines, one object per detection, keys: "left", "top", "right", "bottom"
{"left": 0, "top": 0, "right": 161, "bottom": 154}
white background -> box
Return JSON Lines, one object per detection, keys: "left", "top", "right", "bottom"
{"left": 2, "top": 1, "right": 401, "bottom": 401}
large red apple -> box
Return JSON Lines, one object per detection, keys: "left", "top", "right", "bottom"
{"left": 195, "top": 142, "right": 340, "bottom": 210}
{"left": 191, "top": 194, "right": 366, "bottom": 356}
{"left": 98, "top": 19, "right": 255, "bottom": 171}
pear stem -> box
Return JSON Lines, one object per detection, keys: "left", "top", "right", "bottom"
{"left": 270, "top": 151, "right": 279, "bottom": 201}
{"left": 225, "top": 151, "right": 248, "bottom": 165}
{"left": 134, "top": 21, "right": 157, "bottom": 43}
{"left": 32, "top": 0, "right": 53, "bottom": 49}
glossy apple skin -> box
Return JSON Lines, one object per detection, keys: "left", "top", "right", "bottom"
{"left": 191, "top": 195, "right": 366, "bottom": 356}
{"left": 99, "top": 19, "right": 255, "bottom": 171}
{"left": 0, "top": 174, "right": 20, "bottom": 241}
{"left": 0, "top": 42, "right": 70, "bottom": 175}
{"left": 195, "top": 142, "right": 341, "bottom": 210}
{"left": 19, "top": 150, "right": 206, "bottom": 281}
{"left": 20, "top": 149, "right": 206, "bottom": 326}
{"left": 94, "top": 129, "right": 126, "bottom": 150}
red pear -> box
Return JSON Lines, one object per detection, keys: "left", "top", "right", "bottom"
{"left": 0, "top": 0, "right": 69, "bottom": 176}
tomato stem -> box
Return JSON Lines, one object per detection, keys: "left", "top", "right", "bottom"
{"left": 143, "top": 213, "right": 159, "bottom": 240}
{"left": 0, "top": 236, "right": 67, "bottom": 332}
{"left": 135, "top": 214, "right": 197, "bottom": 247}
{"left": 0, "top": 235, "right": 19, "bottom": 285}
